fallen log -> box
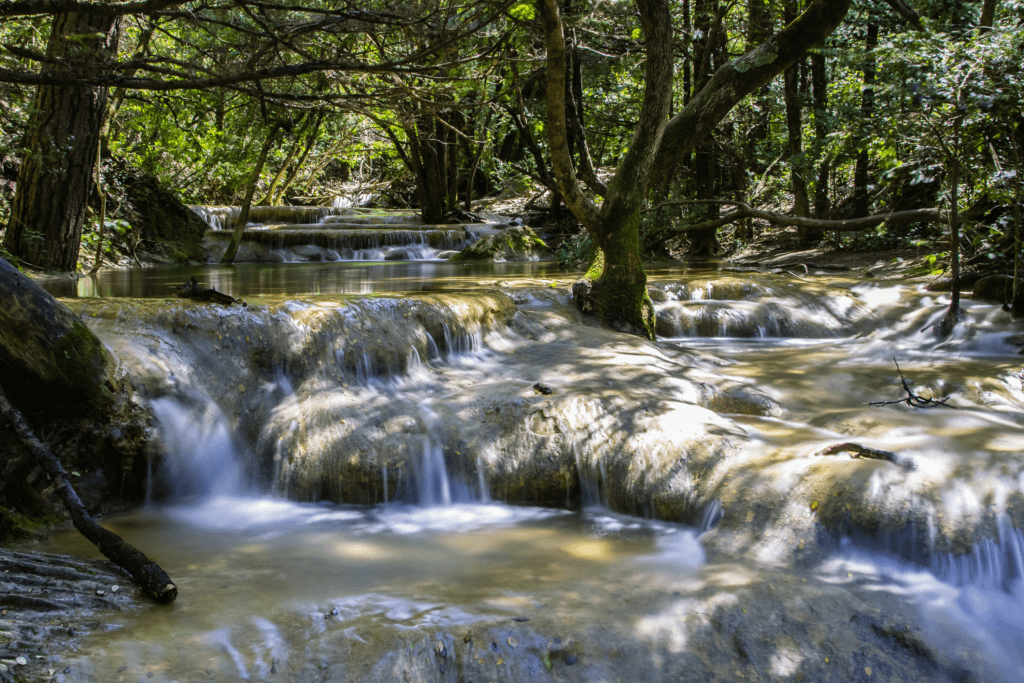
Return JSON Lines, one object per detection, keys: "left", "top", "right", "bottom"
{"left": 0, "top": 382, "right": 177, "bottom": 603}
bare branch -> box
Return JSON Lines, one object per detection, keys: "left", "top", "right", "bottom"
{"left": 655, "top": 200, "right": 945, "bottom": 234}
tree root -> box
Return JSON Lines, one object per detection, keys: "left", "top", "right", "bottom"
{"left": 0, "top": 383, "right": 177, "bottom": 603}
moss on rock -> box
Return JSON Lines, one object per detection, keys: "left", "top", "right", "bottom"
{"left": 451, "top": 225, "right": 549, "bottom": 262}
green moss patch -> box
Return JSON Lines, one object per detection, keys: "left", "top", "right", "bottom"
{"left": 451, "top": 225, "right": 549, "bottom": 262}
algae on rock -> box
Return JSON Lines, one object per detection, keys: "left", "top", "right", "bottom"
{"left": 451, "top": 225, "right": 549, "bottom": 262}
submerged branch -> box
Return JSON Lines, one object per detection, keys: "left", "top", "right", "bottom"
{"left": 868, "top": 358, "right": 955, "bottom": 409}
{"left": 0, "top": 383, "right": 178, "bottom": 603}
{"left": 815, "top": 442, "right": 916, "bottom": 471}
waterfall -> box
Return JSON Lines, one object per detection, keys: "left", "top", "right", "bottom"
{"left": 149, "top": 395, "right": 243, "bottom": 500}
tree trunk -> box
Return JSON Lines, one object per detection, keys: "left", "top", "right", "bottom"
{"left": 274, "top": 111, "right": 325, "bottom": 204}
{"left": 853, "top": 20, "right": 878, "bottom": 219}
{"left": 543, "top": 0, "right": 853, "bottom": 337}
{"left": 3, "top": 12, "right": 120, "bottom": 271}
{"left": 938, "top": 158, "right": 961, "bottom": 336}
{"left": 811, "top": 51, "right": 831, "bottom": 223}
{"left": 220, "top": 125, "right": 279, "bottom": 265}
{"left": 784, "top": 2, "right": 810, "bottom": 231}
{"left": 259, "top": 113, "right": 314, "bottom": 206}
{"left": 745, "top": 0, "right": 773, "bottom": 165}
{"left": 979, "top": 0, "right": 997, "bottom": 30}
{"left": 688, "top": 141, "right": 720, "bottom": 257}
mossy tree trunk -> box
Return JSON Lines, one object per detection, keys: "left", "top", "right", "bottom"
{"left": 2, "top": 12, "right": 120, "bottom": 271}
{"left": 540, "top": 0, "right": 853, "bottom": 338}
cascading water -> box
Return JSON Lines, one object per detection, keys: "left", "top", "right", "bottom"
{"left": 26, "top": 264, "right": 1024, "bottom": 683}
{"left": 148, "top": 394, "right": 243, "bottom": 500}
{"left": 190, "top": 203, "right": 493, "bottom": 263}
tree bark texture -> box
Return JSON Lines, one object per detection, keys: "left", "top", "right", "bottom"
{"left": 783, "top": 2, "right": 809, "bottom": 227}
{"left": 0, "top": 382, "right": 177, "bottom": 603}
{"left": 395, "top": 110, "right": 458, "bottom": 224}
{"left": 688, "top": 141, "right": 720, "bottom": 257}
{"left": 3, "top": 12, "right": 120, "bottom": 271}
{"left": 0, "top": 256, "right": 118, "bottom": 416}
{"left": 811, "top": 51, "right": 831, "bottom": 222}
{"left": 853, "top": 20, "right": 878, "bottom": 219}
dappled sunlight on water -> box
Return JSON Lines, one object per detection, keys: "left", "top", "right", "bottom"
{"left": 34, "top": 265, "right": 1024, "bottom": 682}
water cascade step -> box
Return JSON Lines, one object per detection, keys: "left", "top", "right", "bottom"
{"left": 24, "top": 270, "right": 1024, "bottom": 683}
{"left": 191, "top": 205, "right": 505, "bottom": 263}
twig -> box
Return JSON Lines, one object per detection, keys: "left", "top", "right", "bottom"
{"left": 869, "top": 358, "right": 955, "bottom": 409}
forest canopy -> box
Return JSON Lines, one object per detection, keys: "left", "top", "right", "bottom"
{"left": 0, "top": 0, "right": 1021, "bottom": 325}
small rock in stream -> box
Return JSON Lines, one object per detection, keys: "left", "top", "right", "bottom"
{"left": 565, "top": 654, "right": 578, "bottom": 665}
{"left": 533, "top": 382, "right": 552, "bottom": 395}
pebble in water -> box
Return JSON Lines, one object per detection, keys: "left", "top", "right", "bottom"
{"left": 507, "top": 636, "right": 518, "bottom": 648}
{"left": 565, "top": 654, "right": 578, "bottom": 666}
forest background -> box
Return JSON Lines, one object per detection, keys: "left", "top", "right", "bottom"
{"left": 0, "top": 0, "right": 1022, "bottom": 335}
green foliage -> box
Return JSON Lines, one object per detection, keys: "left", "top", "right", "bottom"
{"left": 509, "top": 2, "right": 535, "bottom": 21}
{"left": 554, "top": 232, "right": 593, "bottom": 269}
{"left": 80, "top": 218, "right": 131, "bottom": 260}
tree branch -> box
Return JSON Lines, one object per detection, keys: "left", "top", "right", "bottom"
{"left": 0, "top": 383, "right": 178, "bottom": 603}
{"left": 658, "top": 201, "right": 944, "bottom": 234}
{"left": 652, "top": 0, "right": 853, "bottom": 177}
{"left": 879, "top": 0, "right": 926, "bottom": 32}
{"left": 0, "top": 0, "right": 185, "bottom": 17}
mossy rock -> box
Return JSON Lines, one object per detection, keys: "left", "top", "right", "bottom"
{"left": 450, "top": 225, "right": 549, "bottom": 262}
{"left": 108, "top": 158, "right": 208, "bottom": 258}
{"left": 972, "top": 274, "right": 1017, "bottom": 303}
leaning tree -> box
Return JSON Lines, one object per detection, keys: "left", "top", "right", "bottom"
{"left": 539, "top": 0, "right": 853, "bottom": 338}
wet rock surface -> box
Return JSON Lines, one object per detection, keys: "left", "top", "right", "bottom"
{"left": 17, "top": 555, "right": 1001, "bottom": 683}
{"left": 0, "top": 548, "right": 144, "bottom": 682}
{"left": 36, "top": 273, "right": 1024, "bottom": 682}
{"left": 450, "top": 225, "right": 549, "bottom": 262}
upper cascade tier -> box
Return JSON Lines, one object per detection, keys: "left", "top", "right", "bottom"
{"left": 190, "top": 205, "right": 506, "bottom": 263}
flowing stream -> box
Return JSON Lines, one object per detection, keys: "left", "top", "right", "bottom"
{"left": 33, "top": 252, "right": 1024, "bottom": 683}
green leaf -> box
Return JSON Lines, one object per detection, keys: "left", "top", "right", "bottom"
{"left": 509, "top": 2, "right": 535, "bottom": 21}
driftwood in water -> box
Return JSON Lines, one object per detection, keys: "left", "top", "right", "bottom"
{"left": 0, "top": 382, "right": 177, "bottom": 603}
{"left": 815, "top": 442, "right": 916, "bottom": 471}
{"left": 175, "top": 276, "right": 238, "bottom": 305}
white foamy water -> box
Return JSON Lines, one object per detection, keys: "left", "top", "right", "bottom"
{"left": 38, "top": 269, "right": 1024, "bottom": 682}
